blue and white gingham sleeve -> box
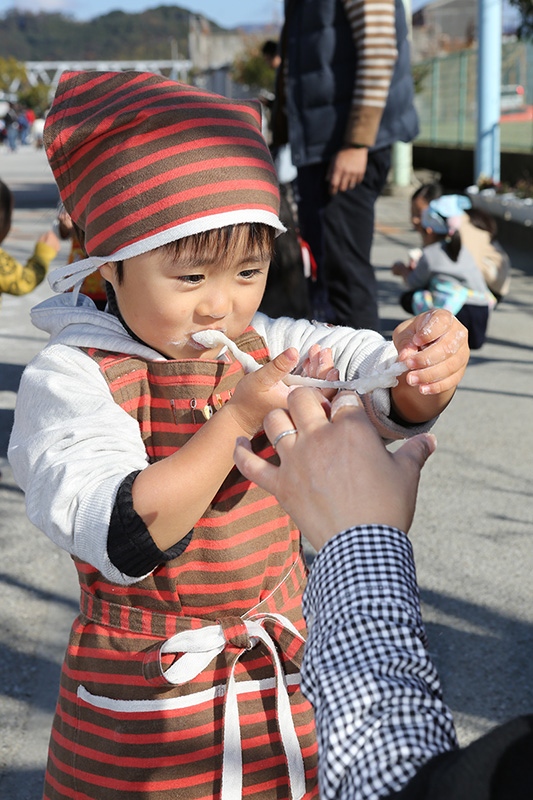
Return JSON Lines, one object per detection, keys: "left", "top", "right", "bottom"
{"left": 302, "top": 526, "right": 458, "bottom": 800}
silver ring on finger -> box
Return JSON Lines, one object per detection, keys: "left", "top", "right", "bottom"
{"left": 272, "top": 428, "right": 298, "bottom": 451}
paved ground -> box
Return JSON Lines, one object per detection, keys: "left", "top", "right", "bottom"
{"left": 0, "top": 147, "right": 532, "bottom": 798}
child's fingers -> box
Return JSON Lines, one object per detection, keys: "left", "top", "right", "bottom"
{"left": 320, "top": 368, "right": 339, "bottom": 400}
{"left": 395, "top": 310, "right": 455, "bottom": 358}
{"left": 254, "top": 348, "right": 300, "bottom": 390}
{"left": 404, "top": 323, "right": 469, "bottom": 394}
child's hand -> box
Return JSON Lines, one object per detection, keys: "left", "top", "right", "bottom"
{"left": 394, "top": 309, "right": 469, "bottom": 394}
{"left": 300, "top": 345, "right": 339, "bottom": 400}
{"left": 56, "top": 209, "right": 74, "bottom": 240}
{"left": 391, "top": 309, "right": 469, "bottom": 423}
{"left": 226, "top": 348, "right": 300, "bottom": 437}
{"left": 38, "top": 230, "right": 61, "bottom": 255}
{"left": 391, "top": 260, "right": 408, "bottom": 277}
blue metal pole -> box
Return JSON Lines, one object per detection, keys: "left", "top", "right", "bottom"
{"left": 475, "top": 0, "right": 502, "bottom": 183}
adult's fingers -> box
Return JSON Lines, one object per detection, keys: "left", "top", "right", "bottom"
{"left": 392, "top": 433, "right": 437, "bottom": 477}
{"left": 263, "top": 407, "right": 296, "bottom": 447}
{"left": 393, "top": 433, "right": 437, "bottom": 469}
{"left": 285, "top": 387, "right": 331, "bottom": 430}
{"left": 233, "top": 437, "right": 279, "bottom": 494}
{"left": 329, "top": 390, "right": 362, "bottom": 420}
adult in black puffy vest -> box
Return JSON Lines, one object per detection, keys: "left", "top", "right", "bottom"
{"left": 273, "top": 0, "right": 419, "bottom": 330}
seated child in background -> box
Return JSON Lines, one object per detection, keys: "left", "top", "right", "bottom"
{"left": 8, "top": 70, "right": 469, "bottom": 800}
{"left": 411, "top": 182, "right": 511, "bottom": 303}
{"left": 56, "top": 205, "right": 108, "bottom": 310}
{"left": 393, "top": 194, "right": 495, "bottom": 350}
{"left": 0, "top": 178, "right": 60, "bottom": 307}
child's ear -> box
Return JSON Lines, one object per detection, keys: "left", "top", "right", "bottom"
{"left": 99, "top": 262, "right": 115, "bottom": 285}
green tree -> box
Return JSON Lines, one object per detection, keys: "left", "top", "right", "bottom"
{"left": 18, "top": 84, "right": 52, "bottom": 116}
{"left": 507, "top": 0, "right": 533, "bottom": 38}
{"left": 0, "top": 57, "right": 52, "bottom": 113}
{"left": 0, "top": 56, "right": 26, "bottom": 94}
{"left": 232, "top": 40, "right": 276, "bottom": 92}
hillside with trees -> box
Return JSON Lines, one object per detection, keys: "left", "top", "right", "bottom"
{"left": 0, "top": 5, "right": 231, "bottom": 61}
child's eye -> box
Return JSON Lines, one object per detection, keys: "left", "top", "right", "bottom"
{"left": 179, "top": 274, "right": 204, "bottom": 284}
{"left": 239, "top": 268, "right": 263, "bottom": 279}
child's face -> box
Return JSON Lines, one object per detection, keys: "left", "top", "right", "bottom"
{"left": 100, "top": 242, "right": 270, "bottom": 360}
{"left": 411, "top": 197, "right": 428, "bottom": 234}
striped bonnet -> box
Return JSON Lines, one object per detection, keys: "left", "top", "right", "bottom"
{"left": 44, "top": 70, "right": 283, "bottom": 294}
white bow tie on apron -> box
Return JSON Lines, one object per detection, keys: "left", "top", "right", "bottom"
{"left": 157, "top": 612, "right": 306, "bottom": 800}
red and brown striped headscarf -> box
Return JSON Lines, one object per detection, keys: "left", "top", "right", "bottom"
{"left": 44, "top": 70, "right": 283, "bottom": 293}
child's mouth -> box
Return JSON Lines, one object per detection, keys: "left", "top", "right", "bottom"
{"left": 188, "top": 330, "right": 228, "bottom": 351}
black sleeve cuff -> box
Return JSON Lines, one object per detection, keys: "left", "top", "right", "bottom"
{"left": 107, "top": 470, "right": 193, "bottom": 577}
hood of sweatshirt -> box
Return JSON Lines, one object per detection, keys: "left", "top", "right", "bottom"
{"left": 30, "top": 294, "right": 169, "bottom": 361}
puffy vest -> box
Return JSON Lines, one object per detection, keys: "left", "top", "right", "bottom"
{"left": 283, "top": 0, "right": 419, "bottom": 166}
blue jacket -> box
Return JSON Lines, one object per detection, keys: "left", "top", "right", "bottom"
{"left": 281, "top": 0, "right": 419, "bottom": 167}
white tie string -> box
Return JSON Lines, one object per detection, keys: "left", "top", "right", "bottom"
{"left": 48, "top": 255, "right": 108, "bottom": 294}
{"left": 157, "top": 613, "right": 306, "bottom": 800}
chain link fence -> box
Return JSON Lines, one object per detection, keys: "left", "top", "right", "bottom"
{"left": 414, "top": 40, "right": 533, "bottom": 152}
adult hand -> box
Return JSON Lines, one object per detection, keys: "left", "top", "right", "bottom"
{"left": 327, "top": 147, "right": 368, "bottom": 195}
{"left": 234, "top": 387, "right": 436, "bottom": 551}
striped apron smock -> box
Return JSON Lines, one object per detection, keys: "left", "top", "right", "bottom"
{"left": 43, "top": 328, "right": 318, "bottom": 800}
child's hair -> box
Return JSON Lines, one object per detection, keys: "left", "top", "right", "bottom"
{"left": 411, "top": 182, "right": 443, "bottom": 204}
{"left": 466, "top": 207, "right": 498, "bottom": 240}
{"left": 0, "top": 179, "right": 14, "bottom": 245}
{"left": 443, "top": 229, "right": 462, "bottom": 263}
{"left": 261, "top": 40, "right": 279, "bottom": 59}
{"left": 113, "top": 223, "right": 276, "bottom": 284}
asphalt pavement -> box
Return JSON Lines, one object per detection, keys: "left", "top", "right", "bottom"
{"left": 1, "top": 146, "right": 532, "bottom": 799}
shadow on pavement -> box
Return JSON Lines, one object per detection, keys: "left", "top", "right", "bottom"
{"left": 0, "top": 571, "right": 79, "bottom": 613}
{"left": 0, "top": 409, "right": 14, "bottom": 459}
{"left": 0, "top": 768, "right": 46, "bottom": 799}
{"left": 422, "top": 588, "right": 533, "bottom": 726}
{"left": 11, "top": 182, "right": 60, "bottom": 210}
{"left": 0, "top": 362, "right": 25, "bottom": 392}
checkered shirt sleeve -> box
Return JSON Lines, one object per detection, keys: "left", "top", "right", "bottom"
{"left": 302, "top": 526, "right": 458, "bottom": 800}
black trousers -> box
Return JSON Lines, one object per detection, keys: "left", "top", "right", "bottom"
{"left": 296, "top": 146, "right": 392, "bottom": 331}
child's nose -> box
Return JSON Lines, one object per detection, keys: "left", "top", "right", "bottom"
{"left": 197, "top": 292, "right": 231, "bottom": 319}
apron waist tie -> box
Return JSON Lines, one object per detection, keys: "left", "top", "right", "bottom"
{"left": 144, "top": 612, "right": 306, "bottom": 800}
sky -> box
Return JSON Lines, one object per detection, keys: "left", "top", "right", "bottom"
{"left": 0, "top": 0, "right": 519, "bottom": 28}
{"left": 0, "top": 1, "right": 284, "bottom": 28}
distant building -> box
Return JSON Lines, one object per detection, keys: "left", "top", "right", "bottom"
{"left": 412, "top": 0, "right": 477, "bottom": 61}
{"left": 412, "top": 0, "right": 519, "bottom": 62}
{"left": 188, "top": 15, "right": 244, "bottom": 71}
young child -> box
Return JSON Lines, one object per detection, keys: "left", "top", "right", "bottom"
{"left": 8, "top": 71, "right": 469, "bottom": 800}
{"left": 0, "top": 178, "right": 60, "bottom": 307}
{"left": 393, "top": 194, "right": 495, "bottom": 350}
{"left": 56, "top": 204, "right": 108, "bottom": 310}
{"left": 410, "top": 183, "right": 511, "bottom": 303}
